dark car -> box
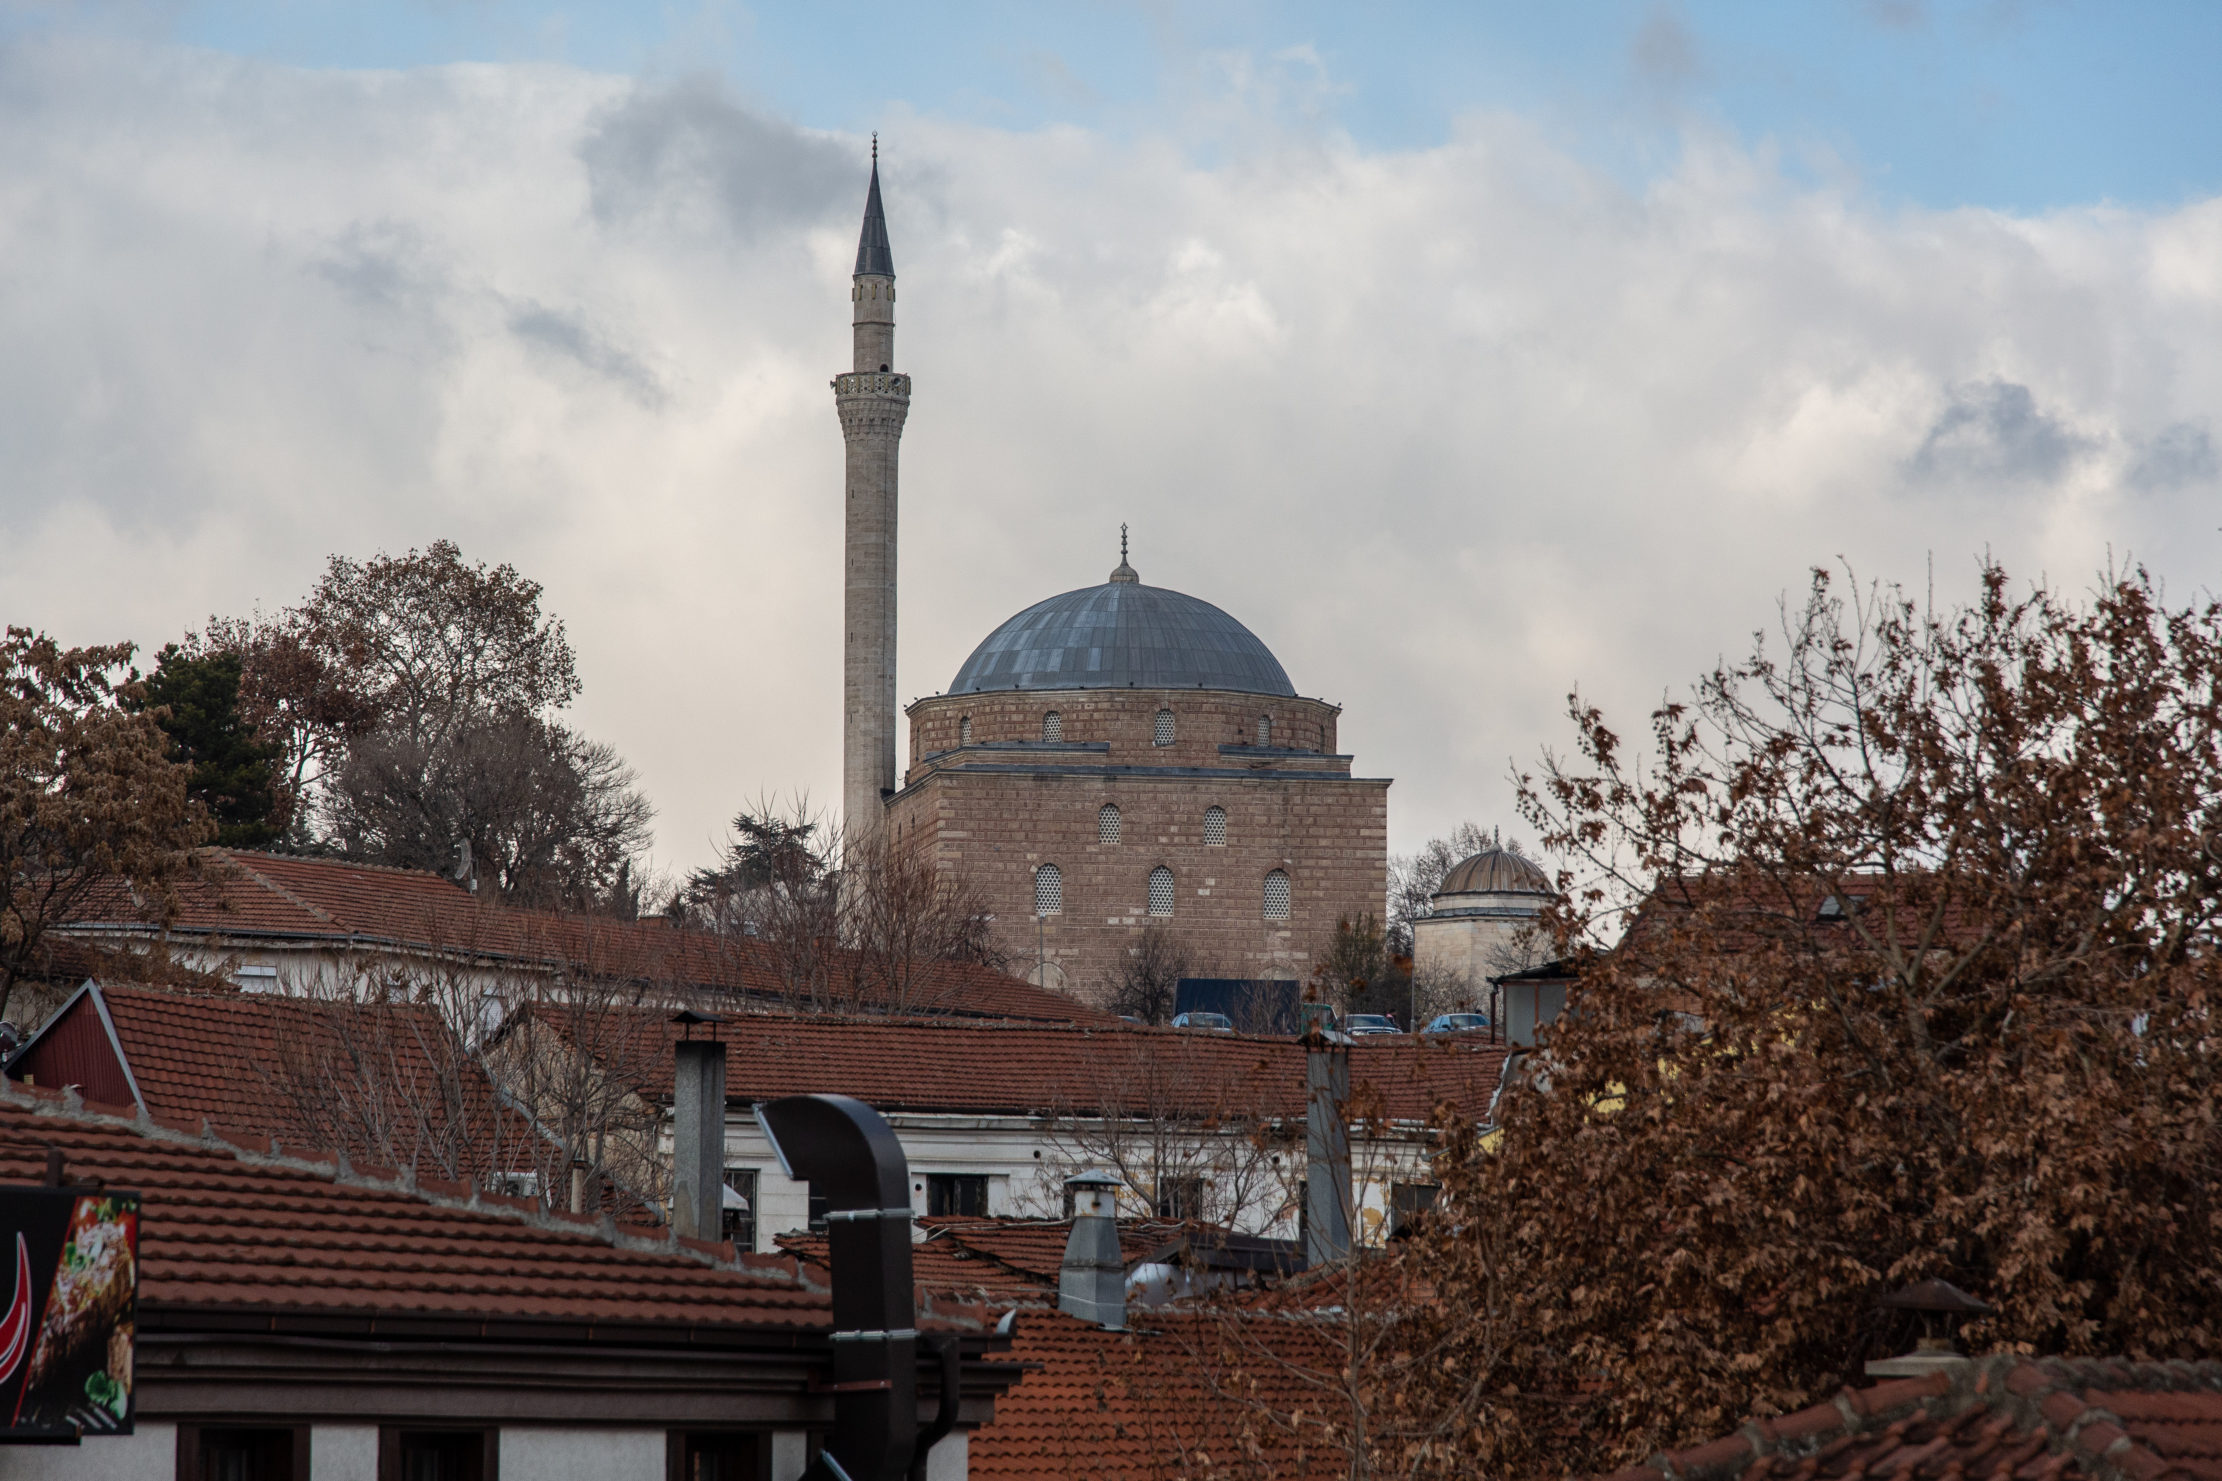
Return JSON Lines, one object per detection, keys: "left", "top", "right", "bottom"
{"left": 1343, "top": 1013, "right": 1404, "bottom": 1036}
{"left": 1424, "top": 1012, "right": 1492, "bottom": 1035}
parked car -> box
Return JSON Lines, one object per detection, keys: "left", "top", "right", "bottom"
{"left": 1343, "top": 1014, "right": 1403, "bottom": 1036}
{"left": 1424, "top": 1012, "right": 1493, "bottom": 1035}
{"left": 1170, "top": 1011, "right": 1236, "bottom": 1033}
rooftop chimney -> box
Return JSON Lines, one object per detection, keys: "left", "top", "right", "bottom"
{"left": 1058, "top": 1170, "right": 1126, "bottom": 1329}
{"left": 669, "top": 1011, "right": 726, "bottom": 1242}
{"left": 1865, "top": 1278, "right": 1993, "bottom": 1377}
{"left": 1304, "top": 1033, "right": 1352, "bottom": 1268}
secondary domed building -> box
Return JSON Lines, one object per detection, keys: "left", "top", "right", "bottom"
{"left": 888, "top": 542, "right": 1390, "bottom": 994}
{"left": 830, "top": 158, "right": 1388, "bottom": 997}
{"left": 1412, "top": 844, "right": 1552, "bottom": 995}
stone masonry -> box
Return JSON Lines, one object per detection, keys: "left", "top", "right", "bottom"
{"left": 890, "top": 688, "right": 1390, "bottom": 997}
{"left": 836, "top": 151, "right": 906, "bottom": 841}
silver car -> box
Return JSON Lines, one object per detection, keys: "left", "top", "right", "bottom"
{"left": 1424, "top": 1012, "right": 1492, "bottom": 1035}
{"left": 1343, "top": 1013, "right": 1404, "bottom": 1036}
{"left": 1170, "top": 1011, "right": 1236, "bottom": 1033}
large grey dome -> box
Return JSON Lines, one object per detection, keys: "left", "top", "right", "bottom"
{"left": 949, "top": 579, "right": 1296, "bottom": 696}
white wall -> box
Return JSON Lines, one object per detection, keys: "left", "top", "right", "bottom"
{"left": 0, "top": 1422, "right": 173, "bottom": 1480}
{"left": 313, "top": 1423, "right": 378, "bottom": 1481}
{"left": 499, "top": 1427, "right": 666, "bottom": 1480}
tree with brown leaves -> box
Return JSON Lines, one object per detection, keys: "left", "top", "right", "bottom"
{"left": 1, "top": 630, "right": 210, "bottom": 1020}
{"left": 1378, "top": 563, "right": 2222, "bottom": 1478}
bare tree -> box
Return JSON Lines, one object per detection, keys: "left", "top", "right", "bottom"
{"left": 1025, "top": 1036, "right": 1296, "bottom": 1232}
{"left": 1106, "top": 922, "right": 1188, "bottom": 1023}
{"left": 676, "top": 797, "right": 1009, "bottom": 1015}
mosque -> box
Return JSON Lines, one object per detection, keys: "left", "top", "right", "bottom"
{"left": 830, "top": 154, "right": 1390, "bottom": 996}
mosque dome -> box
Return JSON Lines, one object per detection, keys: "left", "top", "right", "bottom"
{"left": 948, "top": 552, "right": 1296, "bottom": 697}
{"left": 1436, "top": 847, "right": 1552, "bottom": 899}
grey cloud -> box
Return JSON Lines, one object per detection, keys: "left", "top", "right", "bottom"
{"left": 506, "top": 301, "right": 666, "bottom": 406}
{"left": 1910, "top": 380, "right": 2092, "bottom": 482}
{"left": 1631, "top": 6, "right": 1704, "bottom": 88}
{"left": 312, "top": 221, "right": 447, "bottom": 314}
{"left": 2127, "top": 423, "right": 2218, "bottom": 491}
{"left": 578, "top": 77, "right": 854, "bottom": 237}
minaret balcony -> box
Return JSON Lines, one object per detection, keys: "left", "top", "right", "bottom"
{"left": 831, "top": 371, "right": 912, "bottom": 399}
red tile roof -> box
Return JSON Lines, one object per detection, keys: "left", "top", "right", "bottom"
{"left": 60, "top": 849, "right": 1107, "bottom": 1025}
{"left": 778, "top": 1217, "right": 1193, "bottom": 1307}
{"left": 0, "top": 1080, "right": 833, "bottom": 1339}
{"left": 969, "top": 1307, "right": 1350, "bottom": 1480}
{"left": 8, "top": 984, "right": 538, "bottom": 1181}
{"left": 552, "top": 1010, "right": 1511, "bottom": 1124}
{"left": 1597, "top": 1357, "right": 2222, "bottom": 1481}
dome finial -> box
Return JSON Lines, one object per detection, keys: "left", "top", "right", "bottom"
{"left": 1110, "top": 524, "right": 1139, "bottom": 584}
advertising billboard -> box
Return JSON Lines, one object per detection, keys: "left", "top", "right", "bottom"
{"left": 0, "top": 1188, "right": 139, "bottom": 1442}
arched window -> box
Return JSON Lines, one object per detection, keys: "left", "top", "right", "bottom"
{"left": 1147, "top": 866, "right": 1175, "bottom": 917}
{"left": 1263, "top": 870, "right": 1292, "bottom": 921}
{"left": 1034, "top": 864, "right": 1063, "bottom": 916}
{"left": 1042, "top": 711, "right": 1063, "bottom": 743}
{"left": 1098, "top": 804, "right": 1122, "bottom": 845}
{"left": 1153, "top": 709, "right": 1175, "bottom": 746}
{"left": 959, "top": 716, "right": 972, "bottom": 745}
{"left": 1257, "top": 715, "right": 1272, "bottom": 746}
{"left": 1202, "top": 805, "right": 1227, "bottom": 846}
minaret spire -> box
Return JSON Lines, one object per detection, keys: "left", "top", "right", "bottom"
{"left": 1109, "top": 523, "right": 1139, "bottom": 584}
{"left": 833, "top": 147, "right": 909, "bottom": 840}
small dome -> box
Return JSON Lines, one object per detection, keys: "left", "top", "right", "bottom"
{"left": 1436, "top": 847, "right": 1551, "bottom": 898}
{"left": 949, "top": 579, "right": 1296, "bottom": 697}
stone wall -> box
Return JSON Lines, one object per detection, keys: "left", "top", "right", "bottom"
{"left": 889, "top": 690, "right": 1387, "bottom": 1000}
{"left": 907, "top": 688, "right": 1340, "bottom": 774}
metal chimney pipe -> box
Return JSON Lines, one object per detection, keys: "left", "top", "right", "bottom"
{"left": 757, "top": 1094, "right": 918, "bottom": 1481}
{"left": 671, "top": 1034, "right": 727, "bottom": 1241}
{"left": 1304, "top": 1035, "right": 1352, "bottom": 1268}
{"left": 1058, "top": 1170, "right": 1126, "bottom": 1329}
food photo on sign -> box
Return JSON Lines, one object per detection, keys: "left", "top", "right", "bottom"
{"left": 0, "top": 1187, "right": 139, "bottom": 1442}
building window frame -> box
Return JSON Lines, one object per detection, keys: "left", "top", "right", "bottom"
{"left": 927, "top": 1172, "right": 991, "bottom": 1217}
{"left": 1153, "top": 709, "right": 1175, "bottom": 746}
{"left": 377, "top": 1425, "right": 497, "bottom": 1481}
{"left": 722, "top": 1167, "right": 758, "bottom": 1253}
{"left": 1098, "top": 803, "right": 1122, "bottom": 845}
{"left": 1034, "top": 863, "right": 1064, "bottom": 915}
{"left": 1257, "top": 714, "right": 1272, "bottom": 746}
{"left": 1147, "top": 865, "right": 1175, "bottom": 917}
{"left": 1202, "top": 805, "right": 1227, "bottom": 846}
{"left": 666, "top": 1430, "right": 768, "bottom": 1481}
{"left": 177, "top": 1425, "right": 311, "bottom": 1481}
{"left": 1041, "top": 711, "right": 1063, "bottom": 742}
{"left": 1263, "top": 869, "right": 1292, "bottom": 920}
{"left": 958, "top": 715, "right": 972, "bottom": 746}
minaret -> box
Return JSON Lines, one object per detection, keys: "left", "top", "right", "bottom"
{"left": 834, "top": 139, "right": 909, "bottom": 843}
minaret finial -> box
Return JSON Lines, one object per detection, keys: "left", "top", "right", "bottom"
{"left": 872, "top": 132, "right": 878, "bottom": 165}
{"left": 854, "top": 143, "right": 893, "bottom": 278}
{"left": 1110, "top": 524, "right": 1138, "bottom": 584}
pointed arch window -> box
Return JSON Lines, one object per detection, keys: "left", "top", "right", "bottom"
{"left": 959, "top": 716, "right": 972, "bottom": 746}
{"left": 1203, "top": 806, "right": 1227, "bottom": 846}
{"left": 1034, "top": 864, "right": 1063, "bottom": 916}
{"left": 1263, "top": 870, "right": 1292, "bottom": 921}
{"left": 1099, "top": 804, "right": 1122, "bottom": 845}
{"left": 1153, "top": 710, "right": 1175, "bottom": 747}
{"left": 1147, "top": 866, "right": 1175, "bottom": 917}
{"left": 1042, "top": 711, "right": 1063, "bottom": 743}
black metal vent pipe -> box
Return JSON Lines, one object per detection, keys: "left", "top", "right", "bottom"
{"left": 757, "top": 1094, "right": 918, "bottom": 1481}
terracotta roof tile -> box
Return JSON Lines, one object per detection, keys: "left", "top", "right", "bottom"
{"left": 969, "top": 1307, "right": 1349, "bottom": 1480}
{"left": 0, "top": 1082, "right": 832, "bottom": 1337}
{"left": 1601, "top": 1357, "right": 2222, "bottom": 1481}
{"left": 62, "top": 849, "right": 1108, "bottom": 1025}
{"left": 552, "top": 1009, "right": 1510, "bottom": 1123}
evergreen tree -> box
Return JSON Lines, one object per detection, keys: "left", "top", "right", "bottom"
{"left": 138, "top": 645, "right": 282, "bottom": 849}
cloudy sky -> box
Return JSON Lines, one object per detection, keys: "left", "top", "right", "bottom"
{"left": 4, "top": 2, "right": 2219, "bottom": 877}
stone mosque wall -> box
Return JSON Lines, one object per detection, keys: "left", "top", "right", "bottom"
{"left": 892, "top": 690, "right": 1387, "bottom": 999}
